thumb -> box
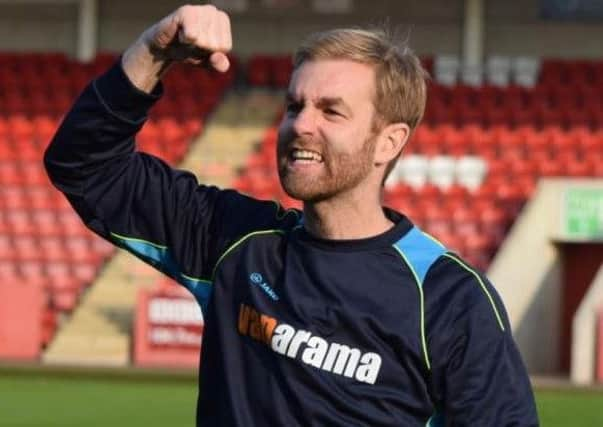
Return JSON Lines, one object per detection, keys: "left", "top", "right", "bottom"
{"left": 209, "top": 52, "right": 230, "bottom": 73}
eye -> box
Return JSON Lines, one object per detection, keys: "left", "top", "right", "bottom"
{"left": 285, "top": 101, "right": 302, "bottom": 115}
{"left": 324, "top": 108, "right": 343, "bottom": 118}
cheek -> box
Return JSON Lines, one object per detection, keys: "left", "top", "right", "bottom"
{"left": 323, "top": 127, "right": 367, "bottom": 155}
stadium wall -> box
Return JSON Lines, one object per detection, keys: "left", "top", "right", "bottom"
{"left": 485, "top": 0, "right": 603, "bottom": 58}
{"left": 0, "top": 0, "right": 602, "bottom": 58}
{"left": 571, "top": 265, "right": 603, "bottom": 384}
{"left": 96, "top": 0, "right": 464, "bottom": 57}
{"left": 489, "top": 179, "right": 603, "bottom": 376}
{"left": 488, "top": 179, "right": 563, "bottom": 375}
{"left": 559, "top": 243, "right": 603, "bottom": 372}
{"left": 0, "top": 2, "right": 78, "bottom": 52}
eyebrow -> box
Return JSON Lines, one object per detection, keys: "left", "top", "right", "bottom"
{"left": 285, "top": 93, "right": 352, "bottom": 116}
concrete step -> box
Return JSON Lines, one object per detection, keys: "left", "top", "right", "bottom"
{"left": 43, "top": 334, "right": 130, "bottom": 366}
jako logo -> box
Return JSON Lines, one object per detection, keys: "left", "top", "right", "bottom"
{"left": 249, "top": 273, "right": 279, "bottom": 301}
{"left": 238, "top": 304, "right": 382, "bottom": 384}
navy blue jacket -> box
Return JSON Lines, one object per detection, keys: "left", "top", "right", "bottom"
{"left": 44, "top": 62, "right": 539, "bottom": 426}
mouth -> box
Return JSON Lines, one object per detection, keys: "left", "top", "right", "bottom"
{"left": 288, "top": 148, "right": 324, "bottom": 164}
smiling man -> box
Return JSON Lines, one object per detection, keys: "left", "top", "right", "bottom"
{"left": 44, "top": 4, "right": 538, "bottom": 426}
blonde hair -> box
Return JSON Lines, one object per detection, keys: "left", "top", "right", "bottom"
{"left": 294, "top": 27, "right": 428, "bottom": 131}
{"left": 293, "top": 28, "right": 429, "bottom": 182}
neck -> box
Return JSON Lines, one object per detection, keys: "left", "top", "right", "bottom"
{"left": 302, "top": 189, "right": 393, "bottom": 240}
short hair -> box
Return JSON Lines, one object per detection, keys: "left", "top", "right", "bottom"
{"left": 293, "top": 27, "right": 429, "bottom": 182}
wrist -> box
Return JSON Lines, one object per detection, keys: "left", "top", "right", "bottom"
{"left": 121, "top": 34, "right": 172, "bottom": 94}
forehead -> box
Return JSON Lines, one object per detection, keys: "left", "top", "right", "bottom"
{"left": 289, "top": 59, "right": 376, "bottom": 106}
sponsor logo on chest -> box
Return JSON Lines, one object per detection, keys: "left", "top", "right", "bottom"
{"left": 237, "top": 303, "right": 382, "bottom": 384}
{"left": 249, "top": 272, "right": 279, "bottom": 301}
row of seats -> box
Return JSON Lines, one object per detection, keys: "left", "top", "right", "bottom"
{"left": 386, "top": 155, "right": 487, "bottom": 190}
{"left": 434, "top": 55, "right": 540, "bottom": 87}
{"left": 4, "top": 51, "right": 602, "bottom": 94}
{"left": 235, "top": 117, "right": 601, "bottom": 270}
{"left": 0, "top": 209, "right": 92, "bottom": 236}
{"left": 247, "top": 55, "right": 293, "bottom": 88}
{"left": 245, "top": 53, "right": 603, "bottom": 89}
{"left": 0, "top": 186, "right": 71, "bottom": 211}
{"left": 423, "top": 99, "right": 603, "bottom": 128}
{"left": 242, "top": 55, "right": 603, "bottom": 128}
{"left": 0, "top": 53, "right": 237, "bottom": 119}
{"left": 0, "top": 234, "right": 111, "bottom": 263}
{"left": 434, "top": 55, "right": 603, "bottom": 88}
{"left": 0, "top": 52, "right": 235, "bottom": 348}
{"left": 429, "top": 84, "right": 603, "bottom": 110}
{"left": 410, "top": 124, "right": 603, "bottom": 156}
{"left": 0, "top": 52, "right": 236, "bottom": 91}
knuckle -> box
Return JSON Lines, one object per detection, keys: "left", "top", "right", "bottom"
{"left": 179, "top": 4, "right": 193, "bottom": 14}
{"left": 184, "top": 28, "right": 196, "bottom": 39}
{"left": 224, "top": 36, "right": 232, "bottom": 51}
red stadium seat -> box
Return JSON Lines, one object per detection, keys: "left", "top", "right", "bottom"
{"left": 496, "top": 181, "right": 527, "bottom": 218}
{"left": 40, "top": 237, "right": 70, "bottom": 262}
{"left": 51, "top": 288, "right": 79, "bottom": 313}
{"left": 72, "top": 263, "right": 98, "bottom": 284}
{"left": 272, "top": 55, "right": 293, "bottom": 88}
{"left": 13, "top": 235, "right": 41, "bottom": 261}
{"left": 31, "top": 210, "right": 60, "bottom": 237}
{"left": 463, "top": 233, "right": 493, "bottom": 271}
{"left": 247, "top": 55, "right": 272, "bottom": 86}
{"left": 424, "top": 207, "right": 453, "bottom": 236}
{"left": 452, "top": 206, "right": 480, "bottom": 236}
{"left": 565, "top": 157, "right": 593, "bottom": 177}
{"left": 19, "top": 260, "right": 47, "bottom": 284}
{"left": 0, "top": 236, "right": 16, "bottom": 263}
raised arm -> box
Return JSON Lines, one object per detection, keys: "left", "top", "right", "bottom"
{"left": 43, "top": 5, "right": 288, "bottom": 311}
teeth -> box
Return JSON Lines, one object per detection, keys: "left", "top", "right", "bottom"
{"left": 291, "top": 149, "right": 323, "bottom": 162}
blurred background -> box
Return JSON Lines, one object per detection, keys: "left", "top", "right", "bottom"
{"left": 0, "top": 0, "right": 602, "bottom": 425}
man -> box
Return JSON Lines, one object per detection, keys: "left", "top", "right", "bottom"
{"left": 44, "top": 4, "right": 539, "bottom": 426}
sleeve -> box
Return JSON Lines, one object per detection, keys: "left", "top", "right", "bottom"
{"left": 424, "top": 255, "right": 539, "bottom": 426}
{"left": 44, "top": 60, "right": 298, "bottom": 311}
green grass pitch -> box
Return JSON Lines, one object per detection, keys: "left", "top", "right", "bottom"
{"left": 1, "top": 372, "right": 602, "bottom": 426}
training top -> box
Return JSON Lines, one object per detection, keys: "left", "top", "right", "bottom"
{"left": 44, "top": 61, "right": 539, "bottom": 426}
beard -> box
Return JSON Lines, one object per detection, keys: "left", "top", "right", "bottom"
{"left": 276, "top": 132, "right": 377, "bottom": 203}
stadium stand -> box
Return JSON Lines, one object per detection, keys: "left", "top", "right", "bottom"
{"left": 0, "top": 51, "right": 235, "bottom": 358}
{"left": 235, "top": 55, "right": 603, "bottom": 271}
{"left": 247, "top": 54, "right": 294, "bottom": 89}
{"left": 1, "top": 47, "right": 601, "bottom": 375}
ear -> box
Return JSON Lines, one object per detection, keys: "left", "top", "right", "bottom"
{"left": 374, "top": 122, "right": 411, "bottom": 165}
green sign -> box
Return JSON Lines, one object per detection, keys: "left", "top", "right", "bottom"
{"left": 565, "top": 188, "right": 603, "bottom": 239}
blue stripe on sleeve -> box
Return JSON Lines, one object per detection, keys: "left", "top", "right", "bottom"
{"left": 110, "top": 232, "right": 212, "bottom": 313}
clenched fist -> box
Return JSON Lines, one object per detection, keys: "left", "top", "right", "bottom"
{"left": 147, "top": 4, "right": 232, "bottom": 72}
{"left": 122, "top": 4, "right": 232, "bottom": 92}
